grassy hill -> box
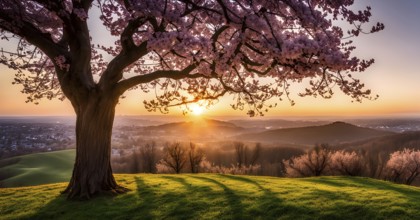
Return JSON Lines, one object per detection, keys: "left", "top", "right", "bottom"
{"left": 237, "top": 121, "right": 394, "bottom": 145}
{"left": 0, "top": 150, "right": 75, "bottom": 187}
{"left": 1, "top": 174, "right": 419, "bottom": 219}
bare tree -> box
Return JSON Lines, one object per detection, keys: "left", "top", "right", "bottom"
{"left": 161, "top": 142, "right": 187, "bottom": 174}
{"left": 234, "top": 142, "right": 246, "bottom": 168}
{"left": 249, "top": 143, "right": 262, "bottom": 166}
{"left": 140, "top": 141, "right": 157, "bottom": 173}
{"left": 130, "top": 149, "right": 141, "bottom": 173}
{"left": 188, "top": 142, "right": 205, "bottom": 173}
{"left": 234, "top": 142, "right": 262, "bottom": 168}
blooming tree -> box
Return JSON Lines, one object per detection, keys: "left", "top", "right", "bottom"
{"left": 330, "top": 150, "right": 365, "bottom": 176}
{"left": 385, "top": 149, "right": 420, "bottom": 185}
{"left": 284, "top": 145, "right": 331, "bottom": 177}
{"left": 0, "top": 0, "right": 383, "bottom": 198}
{"left": 198, "top": 158, "right": 261, "bottom": 175}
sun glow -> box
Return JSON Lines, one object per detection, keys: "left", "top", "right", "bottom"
{"left": 191, "top": 104, "right": 205, "bottom": 115}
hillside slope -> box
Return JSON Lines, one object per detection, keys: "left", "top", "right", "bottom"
{"left": 338, "top": 131, "right": 420, "bottom": 152}
{"left": 237, "top": 121, "right": 394, "bottom": 145}
{"left": 0, "top": 150, "right": 75, "bottom": 187}
{"left": 1, "top": 174, "right": 419, "bottom": 219}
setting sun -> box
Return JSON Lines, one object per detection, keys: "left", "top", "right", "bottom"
{"left": 191, "top": 104, "right": 205, "bottom": 115}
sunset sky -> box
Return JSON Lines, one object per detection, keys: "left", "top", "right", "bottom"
{"left": 0, "top": 0, "right": 419, "bottom": 118}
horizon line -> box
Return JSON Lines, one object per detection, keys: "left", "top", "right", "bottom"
{"left": 0, "top": 114, "right": 419, "bottom": 120}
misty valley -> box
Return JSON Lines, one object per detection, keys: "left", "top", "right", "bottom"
{"left": 2, "top": 116, "right": 420, "bottom": 188}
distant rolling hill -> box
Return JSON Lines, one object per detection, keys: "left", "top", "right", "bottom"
{"left": 228, "top": 119, "right": 330, "bottom": 130}
{"left": 337, "top": 130, "right": 420, "bottom": 152}
{"left": 0, "top": 150, "right": 75, "bottom": 187}
{"left": 145, "top": 118, "right": 245, "bottom": 140}
{"left": 236, "top": 121, "right": 394, "bottom": 145}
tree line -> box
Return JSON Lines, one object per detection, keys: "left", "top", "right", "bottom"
{"left": 112, "top": 141, "right": 420, "bottom": 186}
{"left": 284, "top": 145, "right": 420, "bottom": 185}
{"left": 112, "top": 141, "right": 264, "bottom": 175}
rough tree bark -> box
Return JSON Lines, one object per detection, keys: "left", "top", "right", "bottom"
{"left": 63, "top": 90, "right": 128, "bottom": 199}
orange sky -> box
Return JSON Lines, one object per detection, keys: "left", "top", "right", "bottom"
{"left": 0, "top": 0, "right": 419, "bottom": 118}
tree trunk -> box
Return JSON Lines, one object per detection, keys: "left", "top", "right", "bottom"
{"left": 63, "top": 91, "right": 127, "bottom": 199}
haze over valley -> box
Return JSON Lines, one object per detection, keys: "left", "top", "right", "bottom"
{"left": 2, "top": 115, "right": 420, "bottom": 159}
{"left": 2, "top": 116, "right": 420, "bottom": 188}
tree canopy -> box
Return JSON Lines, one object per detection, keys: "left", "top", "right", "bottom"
{"left": 0, "top": 0, "right": 384, "bottom": 199}
{"left": 0, "top": 0, "right": 384, "bottom": 116}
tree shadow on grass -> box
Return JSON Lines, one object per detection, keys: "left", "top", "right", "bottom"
{"left": 24, "top": 177, "right": 201, "bottom": 219}
{"left": 301, "top": 188, "right": 379, "bottom": 219}
{"left": 160, "top": 175, "right": 207, "bottom": 192}
{"left": 219, "top": 174, "right": 311, "bottom": 219}
{"left": 145, "top": 175, "right": 211, "bottom": 219}
{"left": 23, "top": 188, "right": 144, "bottom": 219}
{"left": 345, "top": 177, "right": 420, "bottom": 195}
{"left": 24, "top": 175, "right": 245, "bottom": 219}
{"left": 303, "top": 176, "right": 420, "bottom": 199}
{"left": 300, "top": 177, "right": 420, "bottom": 219}
{"left": 188, "top": 175, "right": 245, "bottom": 220}
{"left": 131, "top": 176, "right": 158, "bottom": 219}
{"left": 17, "top": 175, "right": 420, "bottom": 220}
{"left": 301, "top": 176, "right": 358, "bottom": 188}
{"left": 344, "top": 177, "right": 420, "bottom": 209}
{"left": 22, "top": 177, "right": 159, "bottom": 219}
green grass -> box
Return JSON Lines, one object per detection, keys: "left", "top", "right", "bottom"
{"left": 1, "top": 151, "right": 420, "bottom": 219}
{"left": 0, "top": 150, "right": 75, "bottom": 187}
{"left": 1, "top": 174, "right": 419, "bottom": 219}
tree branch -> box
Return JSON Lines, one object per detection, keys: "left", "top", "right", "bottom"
{"left": 61, "top": 1, "right": 95, "bottom": 90}
{"left": 0, "top": 13, "right": 69, "bottom": 83}
{"left": 115, "top": 63, "right": 200, "bottom": 95}
{"left": 98, "top": 17, "right": 150, "bottom": 90}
